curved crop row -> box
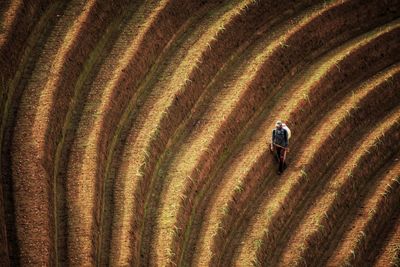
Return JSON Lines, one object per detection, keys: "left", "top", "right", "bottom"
{"left": 0, "top": 0, "right": 52, "bottom": 140}
{"left": 113, "top": 1, "right": 270, "bottom": 264}
{"left": 151, "top": 0, "right": 351, "bottom": 265}
{"left": 227, "top": 25, "right": 398, "bottom": 266}
{"left": 96, "top": 0, "right": 318, "bottom": 266}
{"left": 245, "top": 62, "right": 400, "bottom": 267}
{"left": 49, "top": 0, "right": 152, "bottom": 265}
{"left": 93, "top": 1, "right": 226, "bottom": 266}
{"left": 375, "top": 217, "right": 400, "bottom": 267}
{"left": 326, "top": 156, "right": 400, "bottom": 266}
{"left": 107, "top": 1, "right": 261, "bottom": 265}
{"left": 61, "top": 0, "right": 223, "bottom": 266}
{"left": 174, "top": 0, "right": 400, "bottom": 266}
{"left": 1, "top": 1, "right": 399, "bottom": 265}
{"left": 62, "top": 0, "right": 208, "bottom": 264}
{"left": 208, "top": 19, "right": 400, "bottom": 267}
{"left": 119, "top": 1, "right": 332, "bottom": 266}
{"left": 272, "top": 80, "right": 396, "bottom": 266}
{"left": 0, "top": 2, "right": 68, "bottom": 265}
{"left": 9, "top": 0, "right": 135, "bottom": 264}
{"left": 188, "top": 1, "right": 400, "bottom": 266}
{"left": 249, "top": 24, "right": 400, "bottom": 266}
{"left": 97, "top": 1, "right": 214, "bottom": 265}
{"left": 285, "top": 107, "right": 400, "bottom": 267}
{"left": 10, "top": 1, "right": 94, "bottom": 265}
{"left": 0, "top": 0, "right": 50, "bottom": 83}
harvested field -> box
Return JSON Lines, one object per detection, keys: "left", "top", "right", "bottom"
{"left": 1, "top": 0, "right": 399, "bottom": 266}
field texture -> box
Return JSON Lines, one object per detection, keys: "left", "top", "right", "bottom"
{"left": 1, "top": 0, "right": 399, "bottom": 266}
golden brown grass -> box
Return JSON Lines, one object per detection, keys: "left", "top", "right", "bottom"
{"left": 283, "top": 108, "right": 400, "bottom": 267}
{"left": 374, "top": 217, "right": 400, "bottom": 267}
{"left": 2, "top": 1, "right": 400, "bottom": 266}
{"left": 205, "top": 13, "right": 400, "bottom": 267}
{"left": 191, "top": 1, "right": 351, "bottom": 265}
{"left": 65, "top": 1, "right": 173, "bottom": 265}
{"left": 10, "top": 1, "right": 94, "bottom": 265}
{"left": 242, "top": 63, "right": 400, "bottom": 267}
{"left": 326, "top": 157, "right": 400, "bottom": 266}
{"left": 0, "top": 0, "right": 22, "bottom": 56}
{"left": 128, "top": 2, "right": 258, "bottom": 264}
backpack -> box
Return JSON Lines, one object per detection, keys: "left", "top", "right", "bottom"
{"left": 282, "top": 123, "right": 291, "bottom": 139}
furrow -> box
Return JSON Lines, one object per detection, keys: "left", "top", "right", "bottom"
{"left": 109, "top": 1, "right": 263, "bottom": 265}
{"left": 0, "top": 0, "right": 11, "bottom": 19}
{"left": 64, "top": 0, "right": 187, "bottom": 265}
{"left": 240, "top": 62, "right": 400, "bottom": 267}
{"left": 132, "top": 1, "right": 339, "bottom": 265}
{"left": 3, "top": 1, "right": 400, "bottom": 266}
{"left": 49, "top": 1, "right": 146, "bottom": 266}
{"left": 1, "top": 2, "right": 68, "bottom": 265}
{"left": 207, "top": 12, "right": 400, "bottom": 267}
{"left": 325, "top": 156, "right": 400, "bottom": 266}
{"left": 247, "top": 26, "right": 400, "bottom": 263}
{"left": 0, "top": 0, "right": 51, "bottom": 110}
{"left": 130, "top": 0, "right": 366, "bottom": 264}
{"left": 191, "top": 18, "right": 400, "bottom": 266}
{"left": 64, "top": 0, "right": 217, "bottom": 266}
{"left": 0, "top": 130, "right": 7, "bottom": 265}
{"left": 182, "top": 1, "right": 364, "bottom": 265}
{"left": 111, "top": 1, "right": 270, "bottom": 265}
{"left": 0, "top": 180, "right": 7, "bottom": 265}
{"left": 11, "top": 2, "right": 92, "bottom": 265}
{"left": 191, "top": 2, "right": 400, "bottom": 266}
{"left": 0, "top": 0, "right": 22, "bottom": 49}
{"left": 375, "top": 216, "right": 400, "bottom": 267}
{"left": 8, "top": 0, "right": 130, "bottom": 264}
{"left": 0, "top": 0, "right": 55, "bottom": 179}
{"left": 279, "top": 107, "right": 400, "bottom": 267}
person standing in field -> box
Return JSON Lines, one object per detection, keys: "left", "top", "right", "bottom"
{"left": 270, "top": 120, "right": 290, "bottom": 175}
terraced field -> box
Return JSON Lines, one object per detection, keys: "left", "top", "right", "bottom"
{"left": 1, "top": 0, "right": 399, "bottom": 266}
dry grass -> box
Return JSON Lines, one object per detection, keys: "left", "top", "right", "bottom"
{"left": 246, "top": 63, "right": 399, "bottom": 267}
{"left": 0, "top": 2, "right": 64, "bottom": 264}
{"left": 9, "top": 1, "right": 91, "bottom": 264}
{"left": 291, "top": 109, "right": 400, "bottom": 267}
{"left": 253, "top": 23, "right": 400, "bottom": 266}
{"left": 327, "top": 159, "right": 400, "bottom": 266}
{"left": 8, "top": 0, "right": 135, "bottom": 264}
{"left": 375, "top": 217, "right": 400, "bottom": 267}
{"left": 1, "top": 1, "right": 400, "bottom": 265}
{"left": 62, "top": 0, "right": 218, "bottom": 265}
{"left": 207, "top": 14, "right": 400, "bottom": 267}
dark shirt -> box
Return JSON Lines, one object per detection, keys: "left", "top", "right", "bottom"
{"left": 272, "top": 128, "right": 288, "bottom": 147}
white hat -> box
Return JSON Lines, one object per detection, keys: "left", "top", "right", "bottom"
{"left": 275, "top": 120, "right": 282, "bottom": 127}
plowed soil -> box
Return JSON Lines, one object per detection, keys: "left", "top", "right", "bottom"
{"left": 1, "top": 0, "right": 399, "bottom": 266}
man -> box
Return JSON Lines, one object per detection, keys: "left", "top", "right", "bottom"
{"left": 270, "top": 120, "right": 289, "bottom": 174}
